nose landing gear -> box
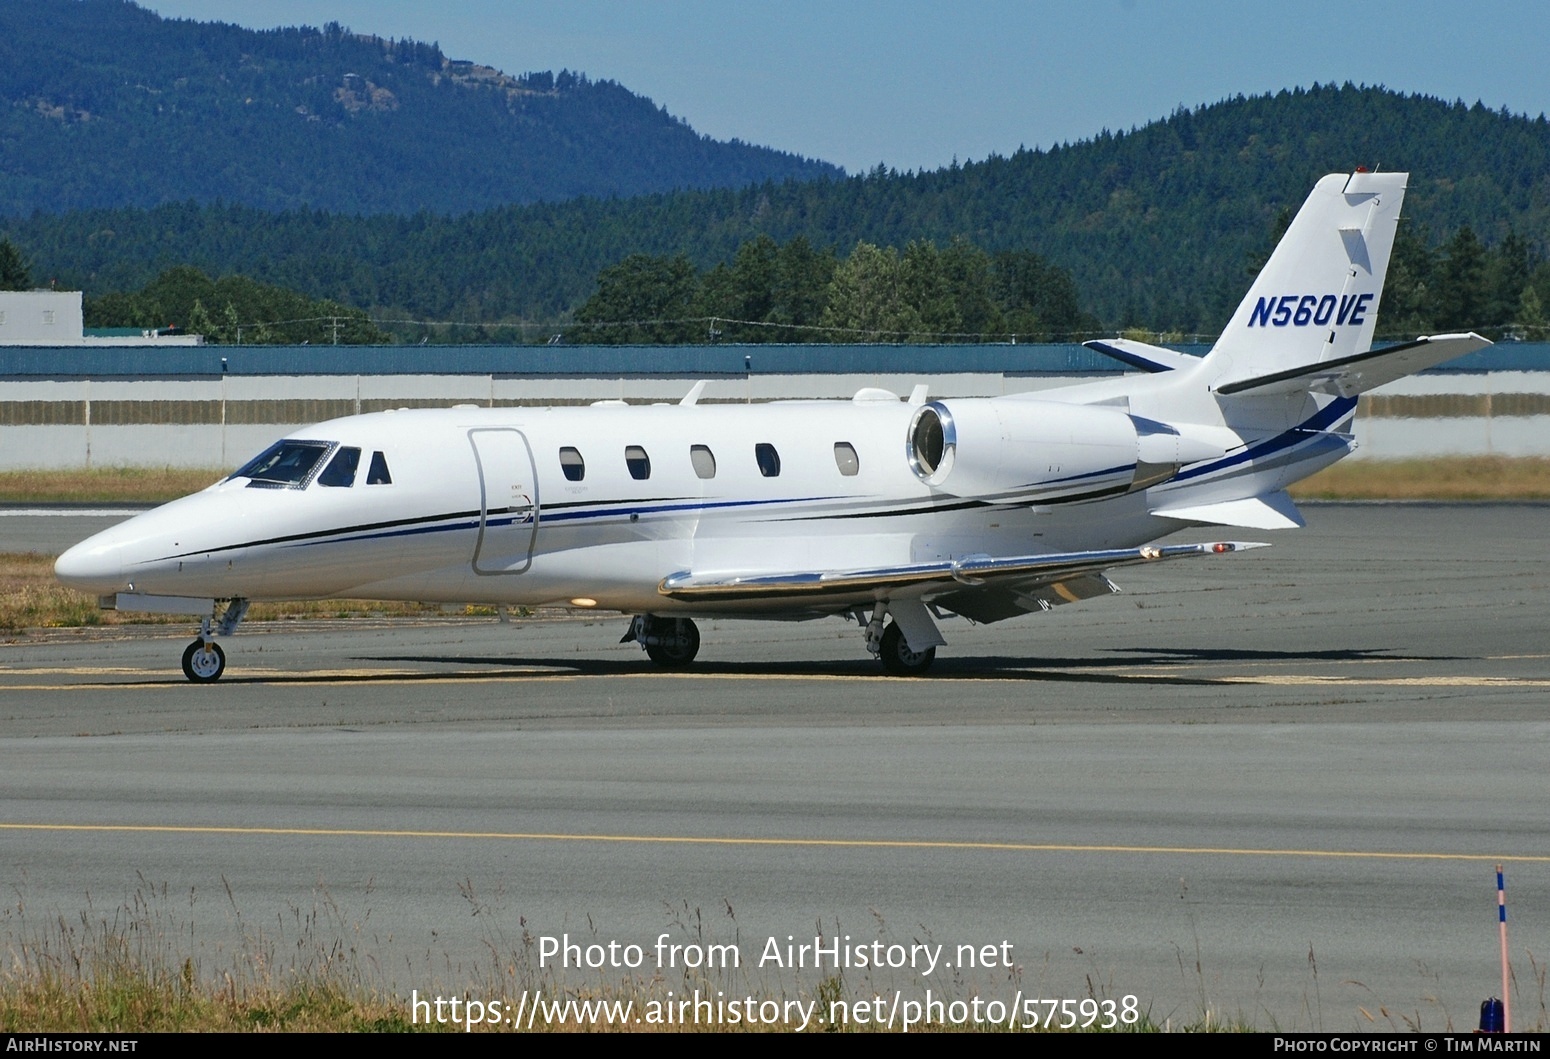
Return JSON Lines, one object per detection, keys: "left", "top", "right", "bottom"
{"left": 181, "top": 639, "right": 226, "bottom": 682}
{"left": 180, "top": 598, "right": 249, "bottom": 683}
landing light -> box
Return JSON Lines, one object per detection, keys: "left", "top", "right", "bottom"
{"left": 570, "top": 598, "right": 598, "bottom": 608}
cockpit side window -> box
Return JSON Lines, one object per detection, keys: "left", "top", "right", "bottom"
{"left": 229, "top": 440, "right": 331, "bottom": 489}
{"left": 366, "top": 451, "right": 393, "bottom": 485}
{"left": 318, "top": 446, "right": 361, "bottom": 487}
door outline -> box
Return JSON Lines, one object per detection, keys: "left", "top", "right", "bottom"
{"left": 469, "top": 428, "right": 539, "bottom": 575}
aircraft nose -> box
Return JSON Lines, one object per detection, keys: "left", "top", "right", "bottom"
{"left": 54, "top": 536, "right": 126, "bottom": 595}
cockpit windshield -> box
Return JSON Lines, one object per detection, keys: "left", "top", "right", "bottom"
{"left": 228, "top": 440, "right": 333, "bottom": 489}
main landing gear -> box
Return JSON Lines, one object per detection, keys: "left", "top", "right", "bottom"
{"left": 622, "top": 614, "right": 701, "bottom": 667}
{"left": 181, "top": 598, "right": 248, "bottom": 683}
{"left": 860, "top": 601, "right": 942, "bottom": 676}
{"left": 878, "top": 620, "right": 936, "bottom": 676}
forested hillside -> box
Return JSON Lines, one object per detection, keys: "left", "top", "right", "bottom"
{"left": 6, "top": 84, "right": 1549, "bottom": 338}
{"left": 0, "top": 0, "right": 838, "bottom": 213}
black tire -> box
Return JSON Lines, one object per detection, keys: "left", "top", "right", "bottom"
{"left": 879, "top": 621, "right": 935, "bottom": 676}
{"left": 181, "top": 640, "right": 226, "bottom": 683}
{"left": 644, "top": 617, "right": 700, "bottom": 667}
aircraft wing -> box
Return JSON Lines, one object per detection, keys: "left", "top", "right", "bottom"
{"left": 658, "top": 541, "right": 1267, "bottom": 611}
{"left": 1213, "top": 333, "right": 1491, "bottom": 397}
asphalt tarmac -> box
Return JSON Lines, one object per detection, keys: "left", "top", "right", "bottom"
{"left": 1, "top": 503, "right": 1547, "bottom": 1031}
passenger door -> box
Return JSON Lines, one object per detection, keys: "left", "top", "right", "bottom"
{"left": 468, "top": 428, "right": 539, "bottom": 575}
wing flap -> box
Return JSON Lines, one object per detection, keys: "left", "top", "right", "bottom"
{"left": 658, "top": 541, "right": 1267, "bottom": 604}
{"left": 1213, "top": 333, "right": 1491, "bottom": 397}
{"left": 933, "top": 573, "right": 1118, "bottom": 624}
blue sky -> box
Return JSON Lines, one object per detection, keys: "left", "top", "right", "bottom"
{"left": 143, "top": 1, "right": 1550, "bottom": 175}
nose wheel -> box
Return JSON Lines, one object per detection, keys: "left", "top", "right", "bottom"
{"left": 181, "top": 640, "right": 226, "bottom": 683}
{"left": 178, "top": 598, "right": 246, "bottom": 682}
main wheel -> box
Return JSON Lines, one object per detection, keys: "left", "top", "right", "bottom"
{"left": 181, "top": 640, "right": 226, "bottom": 683}
{"left": 879, "top": 621, "right": 935, "bottom": 676}
{"left": 644, "top": 617, "right": 700, "bottom": 667}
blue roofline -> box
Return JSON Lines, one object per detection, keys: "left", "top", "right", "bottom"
{"left": 1, "top": 342, "right": 1543, "bottom": 378}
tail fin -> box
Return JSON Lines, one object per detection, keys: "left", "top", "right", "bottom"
{"left": 1205, "top": 171, "right": 1406, "bottom": 391}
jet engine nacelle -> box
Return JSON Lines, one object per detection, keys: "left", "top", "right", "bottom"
{"left": 905, "top": 399, "right": 1220, "bottom": 501}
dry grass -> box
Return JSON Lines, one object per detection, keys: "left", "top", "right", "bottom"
{"left": 0, "top": 467, "right": 227, "bottom": 504}
{"left": 1290, "top": 456, "right": 1550, "bottom": 500}
{"left": 0, "top": 886, "right": 1179, "bottom": 1033}
{"left": 0, "top": 884, "right": 428, "bottom": 1032}
{"left": 0, "top": 553, "right": 453, "bottom": 635}
{"left": 0, "top": 553, "right": 115, "bottom": 632}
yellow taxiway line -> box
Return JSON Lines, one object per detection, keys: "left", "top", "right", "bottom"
{"left": 1, "top": 821, "right": 1544, "bottom": 864}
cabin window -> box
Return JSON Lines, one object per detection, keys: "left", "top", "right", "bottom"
{"left": 833, "top": 442, "right": 860, "bottom": 476}
{"left": 229, "top": 439, "right": 331, "bottom": 489}
{"left": 755, "top": 443, "right": 781, "bottom": 477}
{"left": 318, "top": 446, "right": 361, "bottom": 487}
{"left": 559, "top": 446, "right": 585, "bottom": 482}
{"left": 625, "top": 445, "right": 651, "bottom": 480}
{"left": 690, "top": 445, "right": 717, "bottom": 479}
{"left": 366, "top": 450, "right": 393, "bottom": 485}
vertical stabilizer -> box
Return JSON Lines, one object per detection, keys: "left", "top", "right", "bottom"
{"left": 1205, "top": 171, "right": 1406, "bottom": 390}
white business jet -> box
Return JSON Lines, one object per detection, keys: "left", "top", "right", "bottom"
{"left": 55, "top": 171, "right": 1488, "bottom": 681}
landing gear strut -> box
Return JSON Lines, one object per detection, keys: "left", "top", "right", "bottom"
{"left": 859, "top": 600, "right": 940, "bottom": 676}
{"left": 622, "top": 614, "right": 701, "bottom": 667}
{"left": 181, "top": 598, "right": 248, "bottom": 683}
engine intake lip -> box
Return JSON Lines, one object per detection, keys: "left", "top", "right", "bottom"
{"left": 907, "top": 401, "right": 956, "bottom": 485}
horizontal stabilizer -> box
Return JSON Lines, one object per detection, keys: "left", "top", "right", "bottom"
{"left": 1084, "top": 338, "right": 1200, "bottom": 374}
{"left": 1152, "top": 491, "right": 1306, "bottom": 530}
{"left": 1214, "top": 333, "right": 1491, "bottom": 397}
{"left": 659, "top": 541, "right": 1268, "bottom": 604}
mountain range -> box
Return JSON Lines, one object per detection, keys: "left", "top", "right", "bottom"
{"left": 2, "top": 2, "right": 1547, "bottom": 336}
{"left": 0, "top": 0, "right": 839, "bottom": 214}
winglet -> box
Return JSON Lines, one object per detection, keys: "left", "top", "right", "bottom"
{"left": 679, "top": 380, "right": 708, "bottom": 406}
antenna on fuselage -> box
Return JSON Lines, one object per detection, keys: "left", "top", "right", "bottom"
{"left": 679, "top": 380, "right": 708, "bottom": 407}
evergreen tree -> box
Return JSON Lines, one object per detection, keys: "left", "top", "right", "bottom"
{"left": 185, "top": 298, "right": 215, "bottom": 339}
{"left": 0, "top": 239, "right": 32, "bottom": 290}
{"left": 771, "top": 237, "right": 836, "bottom": 339}
{"left": 821, "top": 243, "right": 920, "bottom": 341}
{"left": 84, "top": 266, "right": 386, "bottom": 343}
{"left": 899, "top": 241, "right": 957, "bottom": 339}
{"left": 1515, "top": 285, "right": 1547, "bottom": 339}
{"left": 572, "top": 253, "right": 700, "bottom": 343}
{"left": 1434, "top": 226, "right": 1489, "bottom": 330}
